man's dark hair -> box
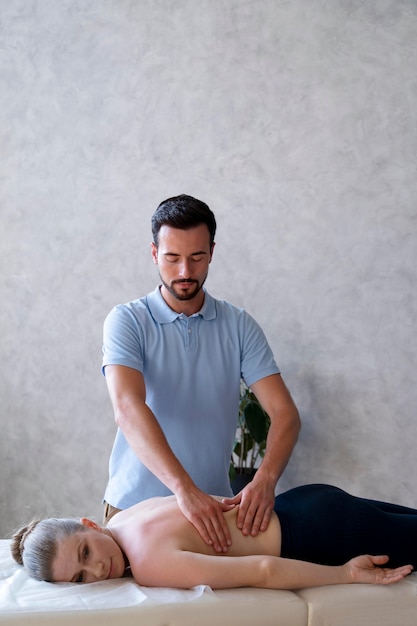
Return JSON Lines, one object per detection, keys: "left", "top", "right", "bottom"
{"left": 152, "top": 194, "right": 216, "bottom": 246}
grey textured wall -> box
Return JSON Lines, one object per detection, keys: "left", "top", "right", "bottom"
{"left": 1, "top": 0, "right": 416, "bottom": 536}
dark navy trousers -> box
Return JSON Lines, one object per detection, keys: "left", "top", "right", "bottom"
{"left": 274, "top": 484, "right": 417, "bottom": 568}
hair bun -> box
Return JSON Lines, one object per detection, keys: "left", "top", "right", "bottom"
{"left": 11, "top": 520, "right": 40, "bottom": 565}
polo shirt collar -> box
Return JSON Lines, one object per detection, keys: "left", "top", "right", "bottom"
{"left": 147, "top": 286, "right": 217, "bottom": 323}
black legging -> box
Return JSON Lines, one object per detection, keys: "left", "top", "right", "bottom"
{"left": 274, "top": 484, "right": 417, "bottom": 568}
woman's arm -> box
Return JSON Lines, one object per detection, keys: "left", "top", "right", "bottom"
{"left": 133, "top": 549, "right": 412, "bottom": 590}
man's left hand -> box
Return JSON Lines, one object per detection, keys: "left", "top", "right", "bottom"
{"left": 222, "top": 476, "right": 275, "bottom": 536}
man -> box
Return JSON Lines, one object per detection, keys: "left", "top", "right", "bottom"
{"left": 102, "top": 194, "right": 300, "bottom": 553}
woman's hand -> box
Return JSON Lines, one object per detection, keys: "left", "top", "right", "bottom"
{"left": 344, "top": 555, "right": 413, "bottom": 585}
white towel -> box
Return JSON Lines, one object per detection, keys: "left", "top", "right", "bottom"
{"left": 0, "top": 540, "right": 215, "bottom": 613}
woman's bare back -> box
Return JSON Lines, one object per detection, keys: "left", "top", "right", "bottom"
{"left": 107, "top": 495, "right": 282, "bottom": 586}
{"left": 104, "top": 494, "right": 412, "bottom": 590}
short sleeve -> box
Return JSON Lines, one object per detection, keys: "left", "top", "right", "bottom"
{"left": 240, "top": 311, "right": 280, "bottom": 387}
{"left": 102, "top": 304, "right": 144, "bottom": 375}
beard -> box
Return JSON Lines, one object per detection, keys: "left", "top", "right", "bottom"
{"left": 160, "top": 275, "right": 207, "bottom": 302}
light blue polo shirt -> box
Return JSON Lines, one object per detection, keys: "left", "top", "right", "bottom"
{"left": 102, "top": 286, "right": 280, "bottom": 509}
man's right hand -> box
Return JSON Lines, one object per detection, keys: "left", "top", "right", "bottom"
{"left": 176, "top": 486, "right": 236, "bottom": 552}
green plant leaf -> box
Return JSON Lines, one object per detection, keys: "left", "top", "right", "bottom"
{"left": 229, "top": 463, "right": 236, "bottom": 480}
{"left": 243, "top": 401, "right": 270, "bottom": 443}
{"left": 230, "top": 384, "right": 271, "bottom": 474}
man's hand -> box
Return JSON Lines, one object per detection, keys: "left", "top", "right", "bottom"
{"left": 344, "top": 555, "right": 413, "bottom": 585}
{"left": 222, "top": 476, "right": 275, "bottom": 537}
{"left": 222, "top": 373, "right": 300, "bottom": 539}
{"left": 176, "top": 487, "right": 236, "bottom": 552}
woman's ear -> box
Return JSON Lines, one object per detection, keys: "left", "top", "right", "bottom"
{"left": 80, "top": 518, "right": 102, "bottom": 532}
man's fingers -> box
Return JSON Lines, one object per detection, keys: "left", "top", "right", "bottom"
{"left": 237, "top": 500, "right": 256, "bottom": 535}
{"left": 236, "top": 491, "right": 274, "bottom": 536}
{"left": 193, "top": 518, "right": 214, "bottom": 547}
{"left": 222, "top": 494, "right": 241, "bottom": 506}
{"left": 214, "top": 502, "right": 233, "bottom": 547}
{"left": 250, "top": 503, "right": 273, "bottom": 535}
{"left": 188, "top": 499, "right": 232, "bottom": 552}
{"left": 199, "top": 514, "right": 231, "bottom": 552}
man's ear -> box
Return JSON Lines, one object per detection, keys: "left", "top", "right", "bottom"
{"left": 151, "top": 242, "right": 158, "bottom": 264}
{"left": 80, "top": 518, "right": 102, "bottom": 532}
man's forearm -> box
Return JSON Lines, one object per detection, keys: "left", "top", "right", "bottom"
{"left": 250, "top": 374, "right": 301, "bottom": 486}
{"left": 257, "top": 408, "right": 300, "bottom": 487}
{"left": 115, "top": 399, "right": 194, "bottom": 493}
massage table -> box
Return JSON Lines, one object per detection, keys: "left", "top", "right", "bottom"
{"left": 1, "top": 539, "right": 416, "bottom": 625}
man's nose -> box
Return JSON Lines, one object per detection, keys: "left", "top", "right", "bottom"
{"left": 178, "top": 259, "right": 191, "bottom": 277}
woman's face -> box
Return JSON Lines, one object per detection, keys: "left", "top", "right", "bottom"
{"left": 51, "top": 521, "right": 126, "bottom": 583}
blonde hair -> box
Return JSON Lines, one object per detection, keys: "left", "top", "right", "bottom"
{"left": 11, "top": 518, "right": 86, "bottom": 581}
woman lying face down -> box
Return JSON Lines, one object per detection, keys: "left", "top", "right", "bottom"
{"left": 11, "top": 484, "right": 415, "bottom": 590}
